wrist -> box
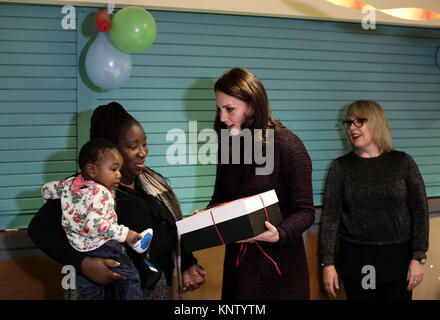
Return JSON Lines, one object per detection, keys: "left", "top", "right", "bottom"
{"left": 412, "top": 251, "right": 427, "bottom": 264}
{"left": 275, "top": 226, "right": 286, "bottom": 245}
{"left": 413, "top": 257, "right": 426, "bottom": 265}
{"left": 273, "top": 228, "right": 280, "bottom": 243}
{"left": 320, "top": 256, "right": 334, "bottom": 268}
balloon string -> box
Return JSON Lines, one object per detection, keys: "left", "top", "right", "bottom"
{"left": 107, "top": 0, "right": 115, "bottom": 15}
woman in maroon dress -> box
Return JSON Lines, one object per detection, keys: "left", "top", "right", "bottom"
{"left": 210, "top": 68, "right": 315, "bottom": 299}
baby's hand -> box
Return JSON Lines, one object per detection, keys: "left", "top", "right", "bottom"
{"left": 126, "top": 230, "right": 142, "bottom": 247}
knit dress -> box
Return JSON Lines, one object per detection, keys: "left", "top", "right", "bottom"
{"left": 209, "top": 127, "right": 315, "bottom": 300}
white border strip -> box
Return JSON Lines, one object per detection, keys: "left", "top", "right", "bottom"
{"left": 176, "top": 189, "right": 278, "bottom": 235}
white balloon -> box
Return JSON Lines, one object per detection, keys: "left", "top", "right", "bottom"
{"left": 85, "top": 32, "right": 132, "bottom": 90}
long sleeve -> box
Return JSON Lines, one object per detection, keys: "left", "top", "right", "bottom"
{"left": 27, "top": 199, "right": 85, "bottom": 271}
{"left": 208, "top": 162, "right": 225, "bottom": 208}
{"left": 41, "top": 181, "right": 63, "bottom": 200}
{"left": 276, "top": 132, "right": 315, "bottom": 246}
{"left": 319, "top": 160, "right": 343, "bottom": 266}
{"left": 219, "top": 128, "right": 313, "bottom": 299}
{"left": 405, "top": 154, "right": 429, "bottom": 260}
{"left": 82, "top": 187, "right": 128, "bottom": 244}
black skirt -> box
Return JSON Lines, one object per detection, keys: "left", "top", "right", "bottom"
{"left": 336, "top": 238, "right": 412, "bottom": 283}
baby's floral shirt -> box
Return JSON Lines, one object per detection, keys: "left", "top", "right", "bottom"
{"left": 41, "top": 174, "right": 129, "bottom": 252}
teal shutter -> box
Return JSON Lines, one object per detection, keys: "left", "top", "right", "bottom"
{"left": 0, "top": 4, "right": 439, "bottom": 229}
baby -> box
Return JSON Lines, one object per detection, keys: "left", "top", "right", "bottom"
{"left": 42, "top": 138, "right": 151, "bottom": 300}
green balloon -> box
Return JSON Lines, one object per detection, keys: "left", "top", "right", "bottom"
{"left": 110, "top": 7, "right": 157, "bottom": 53}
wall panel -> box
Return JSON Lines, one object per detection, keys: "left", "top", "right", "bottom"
{"left": 0, "top": 3, "right": 77, "bottom": 229}
{"left": 0, "top": 2, "right": 439, "bottom": 227}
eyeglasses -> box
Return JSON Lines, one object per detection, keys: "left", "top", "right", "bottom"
{"left": 342, "top": 118, "right": 368, "bottom": 129}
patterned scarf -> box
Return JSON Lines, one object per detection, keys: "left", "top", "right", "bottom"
{"left": 137, "top": 167, "right": 184, "bottom": 299}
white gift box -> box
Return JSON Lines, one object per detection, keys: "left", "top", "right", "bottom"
{"left": 177, "top": 189, "right": 282, "bottom": 251}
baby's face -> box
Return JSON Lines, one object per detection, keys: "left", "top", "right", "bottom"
{"left": 93, "top": 148, "right": 123, "bottom": 190}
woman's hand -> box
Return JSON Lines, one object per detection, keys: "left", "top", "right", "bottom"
{"left": 80, "top": 256, "right": 126, "bottom": 285}
{"left": 322, "top": 265, "right": 340, "bottom": 299}
{"left": 182, "top": 264, "right": 207, "bottom": 292}
{"left": 407, "top": 259, "right": 424, "bottom": 291}
{"left": 236, "top": 221, "right": 279, "bottom": 243}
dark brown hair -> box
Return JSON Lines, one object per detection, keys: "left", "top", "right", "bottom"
{"left": 213, "top": 68, "right": 284, "bottom": 139}
{"left": 78, "top": 138, "right": 119, "bottom": 172}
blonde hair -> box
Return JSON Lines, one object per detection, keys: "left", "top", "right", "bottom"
{"left": 345, "top": 100, "right": 393, "bottom": 153}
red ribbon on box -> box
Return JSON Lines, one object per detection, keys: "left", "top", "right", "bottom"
{"left": 206, "top": 194, "right": 282, "bottom": 275}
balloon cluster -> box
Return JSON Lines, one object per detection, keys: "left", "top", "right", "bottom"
{"left": 85, "top": 7, "right": 157, "bottom": 91}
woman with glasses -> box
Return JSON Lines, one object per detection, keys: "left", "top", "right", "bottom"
{"left": 319, "top": 100, "right": 429, "bottom": 300}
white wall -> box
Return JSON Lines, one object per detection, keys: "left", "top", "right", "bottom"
{"left": 2, "top": 0, "right": 440, "bottom": 28}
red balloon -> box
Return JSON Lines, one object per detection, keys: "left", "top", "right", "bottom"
{"left": 95, "top": 10, "right": 111, "bottom": 33}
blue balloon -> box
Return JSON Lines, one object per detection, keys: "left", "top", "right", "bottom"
{"left": 85, "top": 32, "right": 132, "bottom": 90}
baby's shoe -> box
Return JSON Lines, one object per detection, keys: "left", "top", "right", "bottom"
{"left": 133, "top": 228, "right": 153, "bottom": 254}
{"left": 144, "top": 258, "right": 158, "bottom": 273}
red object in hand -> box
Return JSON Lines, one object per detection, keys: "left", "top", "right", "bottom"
{"left": 95, "top": 10, "right": 111, "bottom": 32}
